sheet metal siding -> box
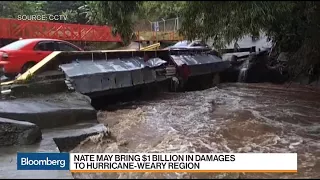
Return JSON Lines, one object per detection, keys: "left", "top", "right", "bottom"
{"left": 170, "top": 54, "right": 230, "bottom": 76}
{"left": 60, "top": 57, "right": 167, "bottom": 94}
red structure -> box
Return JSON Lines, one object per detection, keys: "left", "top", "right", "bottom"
{"left": 0, "top": 18, "right": 122, "bottom": 42}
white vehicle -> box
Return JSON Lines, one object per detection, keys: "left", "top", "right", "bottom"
{"left": 164, "top": 40, "right": 210, "bottom": 50}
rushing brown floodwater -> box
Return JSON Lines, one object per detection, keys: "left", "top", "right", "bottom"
{"left": 72, "top": 83, "right": 320, "bottom": 179}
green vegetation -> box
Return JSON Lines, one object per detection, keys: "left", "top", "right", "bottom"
{"left": 180, "top": 1, "right": 320, "bottom": 78}
{"left": 1, "top": 1, "right": 319, "bottom": 78}
{"left": 0, "top": 1, "right": 46, "bottom": 18}
{"left": 97, "top": 1, "right": 140, "bottom": 45}
{"left": 138, "top": 1, "right": 186, "bottom": 21}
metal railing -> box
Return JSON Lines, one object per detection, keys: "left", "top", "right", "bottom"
{"left": 0, "top": 18, "right": 122, "bottom": 42}
{"left": 140, "top": 43, "right": 160, "bottom": 51}
{"left": 134, "top": 17, "right": 181, "bottom": 32}
{"left": 134, "top": 17, "right": 184, "bottom": 42}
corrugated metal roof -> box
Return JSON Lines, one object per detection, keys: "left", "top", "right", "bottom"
{"left": 60, "top": 57, "right": 167, "bottom": 78}
{"left": 59, "top": 57, "right": 167, "bottom": 94}
{"left": 170, "top": 54, "right": 223, "bottom": 66}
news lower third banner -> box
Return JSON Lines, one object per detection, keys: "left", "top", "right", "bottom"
{"left": 17, "top": 153, "right": 298, "bottom": 173}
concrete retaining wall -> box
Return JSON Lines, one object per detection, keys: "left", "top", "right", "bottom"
{"left": 0, "top": 92, "right": 97, "bottom": 129}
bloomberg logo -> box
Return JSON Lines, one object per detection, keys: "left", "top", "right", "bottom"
{"left": 17, "top": 153, "right": 69, "bottom": 170}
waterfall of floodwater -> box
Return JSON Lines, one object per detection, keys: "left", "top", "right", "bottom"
{"left": 237, "top": 59, "right": 250, "bottom": 82}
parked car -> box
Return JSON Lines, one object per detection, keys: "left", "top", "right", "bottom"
{"left": 164, "top": 40, "right": 211, "bottom": 50}
{"left": 164, "top": 40, "right": 222, "bottom": 58}
{"left": 0, "top": 38, "right": 83, "bottom": 78}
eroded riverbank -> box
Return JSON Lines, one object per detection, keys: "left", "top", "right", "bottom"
{"left": 72, "top": 83, "right": 320, "bottom": 179}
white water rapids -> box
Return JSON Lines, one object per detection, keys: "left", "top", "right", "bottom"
{"left": 72, "top": 83, "right": 320, "bottom": 179}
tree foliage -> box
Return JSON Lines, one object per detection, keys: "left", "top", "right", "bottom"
{"left": 179, "top": 2, "right": 291, "bottom": 48}
{"left": 179, "top": 1, "right": 320, "bottom": 77}
{"left": 41, "top": 1, "right": 87, "bottom": 23}
{"left": 95, "top": 1, "right": 141, "bottom": 45}
{"left": 0, "top": 1, "right": 46, "bottom": 18}
{"left": 0, "top": 1, "right": 87, "bottom": 23}
{"left": 139, "top": 1, "right": 186, "bottom": 21}
{"left": 78, "top": 1, "right": 104, "bottom": 25}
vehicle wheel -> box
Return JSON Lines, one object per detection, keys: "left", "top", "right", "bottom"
{"left": 21, "top": 62, "right": 36, "bottom": 74}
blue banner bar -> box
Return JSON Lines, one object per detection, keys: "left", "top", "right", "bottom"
{"left": 17, "top": 153, "right": 69, "bottom": 170}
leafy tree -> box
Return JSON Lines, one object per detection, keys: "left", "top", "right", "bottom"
{"left": 89, "top": 1, "right": 186, "bottom": 44}
{"left": 78, "top": 1, "right": 104, "bottom": 25}
{"left": 179, "top": 1, "right": 320, "bottom": 78}
{"left": 60, "top": 9, "right": 79, "bottom": 23}
{"left": 96, "top": 1, "right": 141, "bottom": 45}
{"left": 179, "top": 1, "right": 291, "bottom": 48}
{"left": 139, "top": 1, "right": 186, "bottom": 21}
{"left": 0, "top": 1, "right": 46, "bottom": 18}
{"left": 42, "top": 1, "right": 87, "bottom": 23}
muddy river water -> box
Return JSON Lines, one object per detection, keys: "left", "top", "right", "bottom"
{"left": 72, "top": 83, "right": 320, "bottom": 179}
